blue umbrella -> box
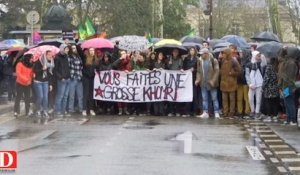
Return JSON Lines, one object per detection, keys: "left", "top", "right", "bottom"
{"left": 213, "top": 42, "right": 232, "bottom": 49}
{"left": 208, "top": 39, "right": 225, "bottom": 48}
{"left": 0, "top": 43, "right": 9, "bottom": 50}
{"left": 256, "top": 41, "right": 283, "bottom": 58}
{"left": 221, "top": 35, "right": 250, "bottom": 48}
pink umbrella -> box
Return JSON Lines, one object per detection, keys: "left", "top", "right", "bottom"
{"left": 24, "top": 45, "right": 60, "bottom": 62}
{"left": 81, "top": 38, "right": 114, "bottom": 49}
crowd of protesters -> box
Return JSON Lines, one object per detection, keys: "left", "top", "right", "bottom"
{"left": 0, "top": 39, "right": 299, "bottom": 126}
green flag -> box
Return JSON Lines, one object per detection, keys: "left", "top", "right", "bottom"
{"left": 187, "top": 28, "right": 195, "bottom": 37}
{"left": 147, "top": 32, "right": 152, "bottom": 44}
{"left": 78, "top": 23, "right": 87, "bottom": 40}
{"left": 85, "top": 16, "right": 96, "bottom": 37}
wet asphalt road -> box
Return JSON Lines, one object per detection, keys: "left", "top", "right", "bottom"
{"left": 0, "top": 112, "right": 299, "bottom": 175}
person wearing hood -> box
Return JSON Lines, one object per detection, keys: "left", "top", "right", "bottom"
{"left": 278, "top": 47, "right": 298, "bottom": 125}
{"left": 219, "top": 48, "right": 241, "bottom": 118}
{"left": 33, "top": 50, "right": 55, "bottom": 121}
{"left": 14, "top": 54, "right": 34, "bottom": 117}
{"left": 245, "top": 51, "right": 266, "bottom": 119}
{"left": 54, "top": 44, "right": 71, "bottom": 117}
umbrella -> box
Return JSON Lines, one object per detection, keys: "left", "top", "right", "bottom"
{"left": 110, "top": 35, "right": 151, "bottom": 52}
{"left": 154, "top": 39, "right": 187, "bottom": 55}
{"left": 182, "top": 42, "right": 202, "bottom": 51}
{"left": 221, "top": 35, "right": 250, "bottom": 48}
{"left": 0, "top": 39, "right": 26, "bottom": 48}
{"left": 0, "top": 43, "right": 9, "bottom": 50}
{"left": 155, "top": 39, "right": 182, "bottom": 47}
{"left": 180, "top": 36, "right": 206, "bottom": 44}
{"left": 81, "top": 38, "right": 114, "bottom": 49}
{"left": 208, "top": 39, "right": 225, "bottom": 48}
{"left": 6, "top": 47, "right": 24, "bottom": 55}
{"left": 286, "top": 47, "right": 300, "bottom": 60}
{"left": 24, "top": 45, "right": 60, "bottom": 62}
{"left": 213, "top": 42, "right": 232, "bottom": 49}
{"left": 251, "top": 31, "right": 281, "bottom": 42}
{"left": 151, "top": 38, "right": 162, "bottom": 44}
{"left": 37, "top": 39, "right": 65, "bottom": 47}
{"left": 256, "top": 41, "right": 283, "bottom": 58}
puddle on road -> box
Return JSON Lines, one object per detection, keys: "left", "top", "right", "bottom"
{"left": 0, "top": 128, "right": 38, "bottom": 140}
{"left": 193, "top": 153, "right": 245, "bottom": 162}
{"left": 144, "top": 120, "right": 162, "bottom": 126}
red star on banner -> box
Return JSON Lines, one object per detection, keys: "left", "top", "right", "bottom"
{"left": 94, "top": 86, "right": 103, "bottom": 97}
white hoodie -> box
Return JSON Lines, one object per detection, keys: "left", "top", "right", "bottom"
{"left": 246, "top": 51, "right": 264, "bottom": 88}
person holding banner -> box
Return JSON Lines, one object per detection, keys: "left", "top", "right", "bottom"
{"left": 112, "top": 50, "right": 132, "bottom": 115}
{"left": 195, "top": 48, "right": 220, "bottom": 119}
{"left": 183, "top": 47, "right": 199, "bottom": 117}
{"left": 166, "top": 48, "right": 184, "bottom": 117}
{"left": 153, "top": 52, "right": 166, "bottom": 116}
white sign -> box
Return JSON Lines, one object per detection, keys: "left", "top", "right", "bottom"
{"left": 27, "top": 11, "right": 40, "bottom": 25}
{"left": 94, "top": 70, "right": 193, "bottom": 102}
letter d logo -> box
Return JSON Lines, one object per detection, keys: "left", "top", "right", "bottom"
{"left": 0, "top": 151, "right": 17, "bottom": 169}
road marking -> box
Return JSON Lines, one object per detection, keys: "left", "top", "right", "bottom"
{"left": 254, "top": 126, "right": 269, "bottom": 129}
{"left": 244, "top": 124, "right": 250, "bottom": 128}
{"left": 255, "top": 138, "right": 262, "bottom": 142}
{"left": 277, "top": 167, "right": 287, "bottom": 173}
{"left": 264, "top": 139, "right": 283, "bottom": 143}
{"left": 260, "top": 135, "right": 278, "bottom": 138}
{"left": 250, "top": 133, "right": 257, "bottom": 137}
{"left": 270, "top": 158, "right": 279, "bottom": 163}
{"left": 256, "top": 130, "right": 273, "bottom": 133}
{"left": 269, "top": 145, "right": 289, "bottom": 148}
{"left": 264, "top": 150, "right": 273, "bottom": 155}
{"left": 246, "top": 146, "right": 265, "bottom": 160}
{"left": 288, "top": 167, "right": 300, "bottom": 171}
{"left": 129, "top": 117, "right": 135, "bottom": 120}
{"left": 274, "top": 151, "right": 296, "bottom": 155}
{"left": 247, "top": 129, "right": 253, "bottom": 132}
{"left": 281, "top": 158, "right": 300, "bottom": 162}
{"left": 259, "top": 144, "right": 267, "bottom": 148}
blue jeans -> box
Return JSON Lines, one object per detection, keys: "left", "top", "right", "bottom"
{"left": 201, "top": 87, "right": 219, "bottom": 113}
{"left": 284, "top": 95, "right": 296, "bottom": 123}
{"left": 55, "top": 79, "right": 70, "bottom": 113}
{"left": 68, "top": 79, "right": 83, "bottom": 112}
{"left": 33, "top": 81, "right": 49, "bottom": 113}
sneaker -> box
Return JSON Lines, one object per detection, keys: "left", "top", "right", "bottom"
{"left": 124, "top": 110, "right": 130, "bottom": 115}
{"left": 36, "top": 111, "right": 42, "bottom": 117}
{"left": 290, "top": 122, "right": 297, "bottom": 126}
{"left": 182, "top": 114, "right": 190, "bottom": 118}
{"left": 176, "top": 113, "right": 181, "bottom": 117}
{"left": 263, "top": 116, "right": 272, "bottom": 122}
{"left": 64, "top": 112, "right": 71, "bottom": 117}
{"left": 249, "top": 112, "right": 255, "bottom": 119}
{"left": 82, "top": 111, "right": 87, "bottom": 116}
{"left": 118, "top": 111, "right": 122, "bottom": 116}
{"left": 43, "top": 112, "right": 50, "bottom": 119}
{"left": 215, "top": 113, "right": 221, "bottom": 119}
{"left": 255, "top": 113, "right": 262, "bottom": 120}
{"left": 56, "top": 113, "right": 64, "bottom": 118}
{"left": 282, "top": 121, "right": 289, "bottom": 125}
{"left": 198, "top": 112, "right": 209, "bottom": 119}
{"left": 48, "top": 109, "right": 54, "bottom": 114}
{"left": 168, "top": 113, "right": 174, "bottom": 117}
{"left": 90, "top": 110, "right": 96, "bottom": 116}
{"left": 14, "top": 112, "right": 19, "bottom": 118}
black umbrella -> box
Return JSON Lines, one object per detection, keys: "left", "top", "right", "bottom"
{"left": 154, "top": 45, "right": 188, "bottom": 56}
{"left": 182, "top": 42, "right": 202, "bottom": 51}
{"left": 251, "top": 31, "right": 281, "bottom": 42}
{"left": 180, "top": 36, "right": 206, "bottom": 44}
{"left": 256, "top": 41, "right": 283, "bottom": 58}
{"left": 286, "top": 47, "right": 300, "bottom": 60}
{"left": 37, "top": 39, "right": 65, "bottom": 47}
